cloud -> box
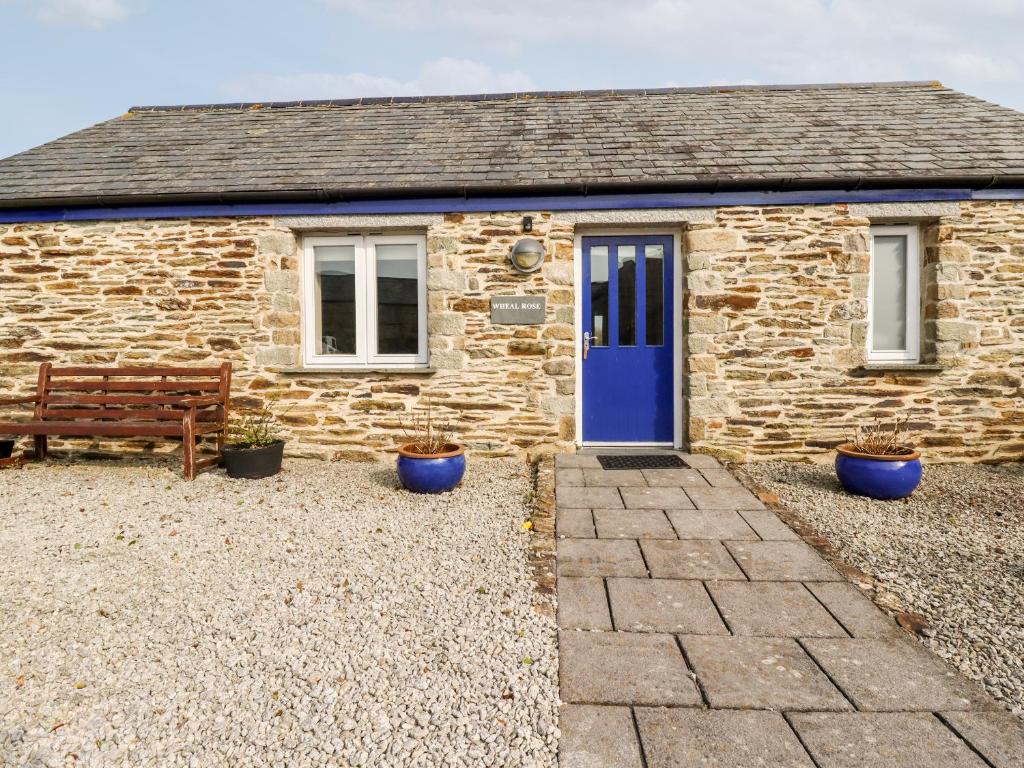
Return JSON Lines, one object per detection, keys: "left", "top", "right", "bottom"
{"left": 224, "top": 57, "right": 534, "bottom": 102}
{"left": 34, "top": 0, "right": 133, "bottom": 28}
{"left": 325, "top": 0, "right": 1024, "bottom": 88}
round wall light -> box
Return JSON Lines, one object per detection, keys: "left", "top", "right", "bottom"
{"left": 509, "top": 237, "right": 545, "bottom": 274}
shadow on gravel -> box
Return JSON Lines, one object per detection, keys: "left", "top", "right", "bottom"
{"left": 765, "top": 463, "right": 845, "bottom": 494}
{"left": 367, "top": 464, "right": 402, "bottom": 489}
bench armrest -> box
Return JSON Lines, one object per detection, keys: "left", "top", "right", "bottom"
{"left": 0, "top": 396, "right": 39, "bottom": 406}
{"left": 179, "top": 396, "right": 222, "bottom": 407}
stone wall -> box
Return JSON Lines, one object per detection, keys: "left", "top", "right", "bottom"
{"left": 0, "top": 213, "right": 577, "bottom": 461}
{"left": 684, "top": 200, "right": 1024, "bottom": 462}
{"left": 1, "top": 200, "right": 1021, "bottom": 463}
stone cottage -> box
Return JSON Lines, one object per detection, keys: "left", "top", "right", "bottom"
{"left": 1, "top": 81, "right": 1022, "bottom": 462}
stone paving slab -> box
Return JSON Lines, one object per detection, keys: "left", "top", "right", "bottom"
{"left": 727, "top": 540, "right": 843, "bottom": 581}
{"left": 555, "top": 468, "right": 585, "bottom": 486}
{"left": 557, "top": 508, "right": 595, "bottom": 538}
{"left": 802, "top": 639, "right": 998, "bottom": 712}
{"left": 640, "top": 468, "right": 709, "bottom": 487}
{"left": 697, "top": 467, "right": 742, "bottom": 487}
{"left": 666, "top": 509, "right": 758, "bottom": 540}
{"left": 789, "top": 712, "right": 990, "bottom": 768}
{"left": 685, "top": 485, "right": 765, "bottom": 510}
{"left": 707, "top": 581, "right": 847, "bottom": 637}
{"left": 583, "top": 468, "right": 647, "bottom": 487}
{"left": 607, "top": 578, "right": 727, "bottom": 634}
{"left": 557, "top": 539, "right": 647, "bottom": 578}
{"left": 557, "top": 485, "right": 624, "bottom": 510}
{"left": 593, "top": 509, "right": 676, "bottom": 539}
{"left": 553, "top": 451, "right": 1020, "bottom": 767}
{"left": 805, "top": 582, "right": 904, "bottom": 639}
{"left": 558, "top": 705, "right": 643, "bottom": 768}
{"left": 677, "top": 453, "right": 721, "bottom": 469}
{"left": 641, "top": 539, "right": 746, "bottom": 580}
{"left": 559, "top": 631, "right": 701, "bottom": 706}
{"left": 556, "top": 454, "right": 602, "bottom": 469}
{"left": 941, "top": 711, "right": 1024, "bottom": 768}
{"left": 620, "top": 486, "right": 695, "bottom": 510}
{"left": 636, "top": 708, "right": 815, "bottom": 768}
{"left": 682, "top": 635, "right": 851, "bottom": 711}
{"left": 557, "top": 577, "right": 612, "bottom": 630}
{"left": 738, "top": 508, "right": 801, "bottom": 540}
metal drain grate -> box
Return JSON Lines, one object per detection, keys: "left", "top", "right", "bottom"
{"left": 597, "top": 454, "right": 688, "bottom": 470}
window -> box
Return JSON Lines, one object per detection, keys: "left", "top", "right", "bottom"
{"left": 868, "top": 225, "right": 921, "bottom": 362}
{"left": 302, "top": 234, "right": 427, "bottom": 368}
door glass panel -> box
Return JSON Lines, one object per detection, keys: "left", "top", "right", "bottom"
{"left": 590, "top": 246, "right": 609, "bottom": 346}
{"left": 313, "top": 244, "right": 356, "bottom": 355}
{"left": 618, "top": 245, "right": 637, "bottom": 346}
{"left": 645, "top": 244, "right": 665, "bottom": 346}
{"left": 872, "top": 235, "right": 908, "bottom": 351}
{"left": 375, "top": 243, "right": 419, "bottom": 355}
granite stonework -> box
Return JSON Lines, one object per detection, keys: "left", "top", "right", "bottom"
{"left": 1, "top": 200, "right": 1022, "bottom": 462}
{"left": 684, "top": 200, "right": 1024, "bottom": 463}
{"left": 0, "top": 212, "right": 577, "bottom": 460}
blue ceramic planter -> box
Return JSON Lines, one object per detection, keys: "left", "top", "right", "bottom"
{"left": 835, "top": 444, "right": 922, "bottom": 500}
{"left": 397, "top": 443, "right": 466, "bottom": 493}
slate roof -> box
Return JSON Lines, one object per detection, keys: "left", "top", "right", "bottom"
{"left": 2, "top": 81, "right": 1024, "bottom": 208}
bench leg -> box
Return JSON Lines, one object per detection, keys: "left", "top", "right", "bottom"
{"left": 33, "top": 434, "right": 47, "bottom": 460}
{"left": 182, "top": 416, "right": 196, "bottom": 481}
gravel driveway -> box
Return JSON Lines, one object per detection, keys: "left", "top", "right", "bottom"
{"left": 740, "top": 460, "right": 1024, "bottom": 718}
{"left": 0, "top": 458, "right": 558, "bottom": 767}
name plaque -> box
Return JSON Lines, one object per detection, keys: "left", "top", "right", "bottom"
{"left": 490, "top": 296, "right": 546, "bottom": 325}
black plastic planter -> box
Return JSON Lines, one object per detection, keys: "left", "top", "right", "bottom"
{"left": 0, "top": 440, "right": 14, "bottom": 460}
{"left": 222, "top": 440, "right": 285, "bottom": 479}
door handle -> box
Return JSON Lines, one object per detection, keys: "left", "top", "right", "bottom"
{"left": 583, "top": 331, "right": 591, "bottom": 360}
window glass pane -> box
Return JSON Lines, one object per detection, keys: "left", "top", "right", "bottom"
{"left": 618, "top": 245, "right": 637, "bottom": 346}
{"left": 375, "top": 243, "right": 419, "bottom": 355}
{"left": 645, "top": 244, "right": 664, "bottom": 346}
{"left": 314, "top": 245, "right": 356, "bottom": 355}
{"left": 589, "top": 246, "right": 609, "bottom": 346}
{"left": 872, "top": 235, "right": 908, "bottom": 351}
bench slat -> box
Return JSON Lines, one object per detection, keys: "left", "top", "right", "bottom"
{"left": 0, "top": 420, "right": 225, "bottom": 436}
{"left": 46, "top": 380, "right": 221, "bottom": 392}
{"left": 44, "top": 394, "right": 225, "bottom": 406}
{"left": 48, "top": 366, "right": 225, "bottom": 377}
{"left": 0, "top": 421, "right": 187, "bottom": 437}
{"left": 40, "top": 408, "right": 223, "bottom": 421}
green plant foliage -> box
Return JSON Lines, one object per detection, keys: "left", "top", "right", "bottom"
{"left": 229, "top": 407, "right": 282, "bottom": 449}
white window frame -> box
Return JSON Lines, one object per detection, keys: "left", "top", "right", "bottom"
{"left": 867, "top": 224, "right": 921, "bottom": 363}
{"left": 302, "top": 234, "right": 428, "bottom": 369}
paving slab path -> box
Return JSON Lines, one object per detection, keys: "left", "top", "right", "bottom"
{"left": 554, "top": 452, "right": 1024, "bottom": 768}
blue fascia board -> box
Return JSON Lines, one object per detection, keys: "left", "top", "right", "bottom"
{"left": 973, "top": 188, "right": 1024, "bottom": 199}
{"left": 0, "top": 187, "right": 1018, "bottom": 224}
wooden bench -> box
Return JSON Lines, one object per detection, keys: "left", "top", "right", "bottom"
{"left": 0, "top": 363, "right": 232, "bottom": 480}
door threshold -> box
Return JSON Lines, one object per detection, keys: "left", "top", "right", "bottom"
{"left": 579, "top": 443, "right": 677, "bottom": 453}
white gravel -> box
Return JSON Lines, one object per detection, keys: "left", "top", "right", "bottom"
{"left": 740, "top": 460, "right": 1024, "bottom": 718}
{"left": 0, "top": 458, "right": 558, "bottom": 767}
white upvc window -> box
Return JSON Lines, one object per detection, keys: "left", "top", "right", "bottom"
{"left": 867, "top": 225, "right": 921, "bottom": 363}
{"left": 302, "top": 234, "right": 428, "bottom": 368}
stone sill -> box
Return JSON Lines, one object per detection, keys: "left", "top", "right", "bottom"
{"left": 854, "top": 363, "right": 945, "bottom": 375}
{"left": 277, "top": 367, "right": 437, "bottom": 376}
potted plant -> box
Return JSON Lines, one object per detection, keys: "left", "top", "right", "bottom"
{"left": 835, "top": 418, "right": 921, "bottom": 500}
{"left": 397, "top": 401, "right": 465, "bottom": 493}
{"left": 222, "top": 407, "right": 285, "bottom": 479}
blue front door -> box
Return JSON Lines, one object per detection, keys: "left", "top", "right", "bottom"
{"left": 582, "top": 235, "right": 674, "bottom": 443}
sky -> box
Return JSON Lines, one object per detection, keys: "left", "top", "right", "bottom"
{"left": 0, "top": 0, "right": 1022, "bottom": 159}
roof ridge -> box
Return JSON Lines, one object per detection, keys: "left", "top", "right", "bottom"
{"left": 128, "top": 80, "right": 944, "bottom": 113}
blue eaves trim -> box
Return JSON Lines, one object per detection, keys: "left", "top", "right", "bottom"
{"left": 0, "top": 187, "right": 1017, "bottom": 224}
